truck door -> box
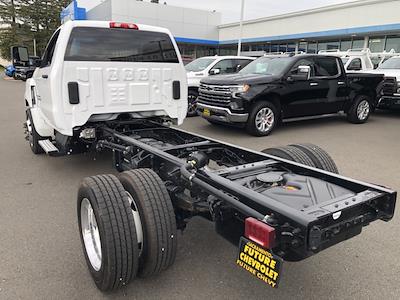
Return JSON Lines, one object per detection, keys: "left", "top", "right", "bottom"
{"left": 33, "top": 29, "right": 61, "bottom": 122}
{"left": 312, "top": 56, "right": 348, "bottom": 113}
{"left": 283, "top": 58, "right": 326, "bottom": 118}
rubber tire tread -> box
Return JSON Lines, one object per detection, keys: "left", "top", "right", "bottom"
{"left": 26, "top": 109, "right": 44, "bottom": 154}
{"left": 290, "top": 143, "right": 339, "bottom": 174}
{"left": 77, "top": 174, "right": 139, "bottom": 291}
{"left": 118, "top": 169, "right": 177, "bottom": 278}
{"left": 347, "top": 95, "right": 371, "bottom": 124}
{"left": 262, "top": 146, "right": 316, "bottom": 167}
{"left": 246, "top": 101, "right": 278, "bottom": 137}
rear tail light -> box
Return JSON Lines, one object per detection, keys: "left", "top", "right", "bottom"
{"left": 245, "top": 217, "right": 276, "bottom": 249}
{"left": 110, "top": 22, "right": 139, "bottom": 30}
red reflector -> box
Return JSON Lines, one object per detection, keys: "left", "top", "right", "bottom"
{"left": 245, "top": 217, "right": 275, "bottom": 249}
{"left": 110, "top": 22, "right": 139, "bottom": 30}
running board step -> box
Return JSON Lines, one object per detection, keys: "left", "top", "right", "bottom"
{"left": 38, "top": 139, "right": 59, "bottom": 154}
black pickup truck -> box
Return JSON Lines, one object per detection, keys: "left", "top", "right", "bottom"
{"left": 197, "top": 55, "right": 384, "bottom": 136}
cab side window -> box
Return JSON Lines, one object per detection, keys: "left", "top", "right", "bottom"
{"left": 212, "top": 59, "right": 237, "bottom": 74}
{"left": 41, "top": 30, "right": 61, "bottom": 67}
{"left": 347, "top": 58, "right": 362, "bottom": 71}
{"left": 235, "top": 59, "right": 253, "bottom": 71}
{"left": 313, "top": 57, "right": 340, "bottom": 77}
{"left": 290, "top": 59, "right": 315, "bottom": 77}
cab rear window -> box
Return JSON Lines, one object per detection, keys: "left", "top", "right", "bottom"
{"left": 64, "top": 27, "right": 179, "bottom": 63}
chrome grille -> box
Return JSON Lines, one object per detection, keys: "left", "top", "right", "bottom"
{"left": 382, "top": 77, "right": 397, "bottom": 95}
{"left": 198, "top": 84, "right": 233, "bottom": 106}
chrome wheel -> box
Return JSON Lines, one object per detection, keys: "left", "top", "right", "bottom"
{"left": 357, "top": 100, "right": 370, "bottom": 121}
{"left": 126, "top": 192, "right": 144, "bottom": 255}
{"left": 255, "top": 107, "right": 275, "bottom": 133}
{"left": 187, "top": 93, "right": 198, "bottom": 115}
{"left": 81, "top": 198, "right": 102, "bottom": 271}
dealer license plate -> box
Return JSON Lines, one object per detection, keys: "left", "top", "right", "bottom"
{"left": 203, "top": 108, "right": 211, "bottom": 117}
{"left": 236, "top": 237, "right": 283, "bottom": 288}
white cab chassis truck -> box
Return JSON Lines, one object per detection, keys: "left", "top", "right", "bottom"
{"left": 24, "top": 20, "right": 187, "bottom": 154}
{"left": 21, "top": 21, "right": 396, "bottom": 292}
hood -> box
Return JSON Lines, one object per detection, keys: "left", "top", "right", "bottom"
{"left": 200, "top": 73, "right": 280, "bottom": 85}
{"left": 363, "top": 69, "right": 400, "bottom": 79}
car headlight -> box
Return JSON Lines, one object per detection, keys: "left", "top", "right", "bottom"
{"left": 230, "top": 84, "right": 250, "bottom": 98}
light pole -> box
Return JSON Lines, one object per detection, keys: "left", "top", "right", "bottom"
{"left": 237, "top": 0, "right": 245, "bottom": 56}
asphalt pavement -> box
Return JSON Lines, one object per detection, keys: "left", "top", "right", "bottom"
{"left": 0, "top": 76, "right": 399, "bottom": 299}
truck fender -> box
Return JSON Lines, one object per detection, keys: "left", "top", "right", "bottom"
{"left": 29, "top": 107, "right": 54, "bottom": 138}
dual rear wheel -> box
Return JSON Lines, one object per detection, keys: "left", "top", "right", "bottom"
{"left": 77, "top": 169, "right": 177, "bottom": 291}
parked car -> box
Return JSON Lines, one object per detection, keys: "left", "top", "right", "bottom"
{"left": 185, "top": 56, "right": 255, "bottom": 116}
{"left": 362, "top": 56, "right": 400, "bottom": 110}
{"left": 4, "top": 65, "right": 15, "bottom": 78}
{"left": 14, "top": 56, "right": 40, "bottom": 81}
{"left": 197, "top": 54, "right": 384, "bottom": 136}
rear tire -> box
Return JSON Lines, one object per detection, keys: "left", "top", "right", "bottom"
{"left": 118, "top": 169, "right": 177, "bottom": 278}
{"left": 290, "top": 143, "right": 339, "bottom": 173}
{"left": 187, "top": 89, "right": 199, "bottom": 117}
{"left": 26, "top": 109, "right": 45, "bottom": 154}
{"left": 246, "top": 101, "right": 278, "bottom": 136}
{"left": 77, "top": 175, "right": 140, "bottom": 291}
{"left": 262, "top": 146, "right": 316, "bottom": 167}
{"left": 347, "top": 95, "right": 371, "bottom": 124}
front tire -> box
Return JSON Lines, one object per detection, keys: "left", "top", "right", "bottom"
{"left": 347, "top": 95, "right": 371, "bottom": 124}
{"left": 26, "top": 109, "right": 45, "bottom": 154}
{"left": 246, "top": 101, "right": 278, "bottom": 136}
{"left": 187, "top": 89, "right": 199, "bottom": 117}
{"left": 77, "top": 175, "right": 140, "bottom": 291}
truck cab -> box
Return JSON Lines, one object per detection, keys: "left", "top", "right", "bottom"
{"left": 23, "top": 20, "right": 187, "bottom": 154}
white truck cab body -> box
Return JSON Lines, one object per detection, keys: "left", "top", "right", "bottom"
{"left": 318, "top": 49, "right": 374, "bottom": 72}
{"left": 25, "top": 20, "right": 187, "bottom": 139}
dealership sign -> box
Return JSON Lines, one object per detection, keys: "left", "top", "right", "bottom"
{"left": 60, "top": 0, "right": 86, "bottom": 23}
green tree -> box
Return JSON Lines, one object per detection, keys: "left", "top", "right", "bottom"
{"left": 0, "top": 0, "right": 69, "bottom": 60}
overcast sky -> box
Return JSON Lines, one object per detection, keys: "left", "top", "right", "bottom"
{"left": 78, "top": 0, "right": 359, "bottom": 23}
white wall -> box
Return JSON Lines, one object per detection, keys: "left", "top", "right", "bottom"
{"left": 87, "top": 0, "right": 221, "bottom": 41}
{"left": 219, "top": 0, "right": 400, "bottom": 42}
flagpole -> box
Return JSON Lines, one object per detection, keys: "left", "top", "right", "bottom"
{"left": 237, "top": 0, "right": 245, "bottom": 56}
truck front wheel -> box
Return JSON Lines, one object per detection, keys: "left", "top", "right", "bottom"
{"left": 246, "top": 101, "right": 278, "bottom": 136}
{"left": 347, "top": 95, "right": 371, "bottom": 124}
{"left": 26, "top": 109, "right": 44, "bottom": 154}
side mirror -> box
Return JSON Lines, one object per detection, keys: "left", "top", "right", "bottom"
{"left": 209, "top": 68, "right": 221, "bottom": 75}
{"left": 35, "top": 59, "right": 42, "bottom": 67}
{"left": 291, "top": 65, "right": 311, "bottom": 81}
{"left": 11, "top": 46, "right": 29, "bottom": 65}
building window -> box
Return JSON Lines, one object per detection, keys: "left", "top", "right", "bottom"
{"left": 271, "top": 44, "right": 279, "bottom": 53}
{"left": 385, "top": 36, "right": 400, "bottom": 52}
{"left": 318, "top": 40, "right": 339, "bottom": 51}
{"left": 279, "top": 43, "right": 287, "bottom": 52}
{"left": 352, "top": 39, "right": 364, "bottom": 49}
{"left": 369, "top": 37, "right": 385, "bottom": 52}
{"left": 287, "top": 43, "right": 296, "bottom": 52}
{"left": 340, "top": 40, "right": 352, "bottom": 51}
{"left": 298, "top": 42, "right": 307, "bottom": 53}
{"left": 307, "top": 42, "right": 317, "bottom": 53}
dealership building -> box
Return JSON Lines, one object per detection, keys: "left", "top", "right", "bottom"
{"left": 65, "top": 0, "right": 400, "bottom": 59}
